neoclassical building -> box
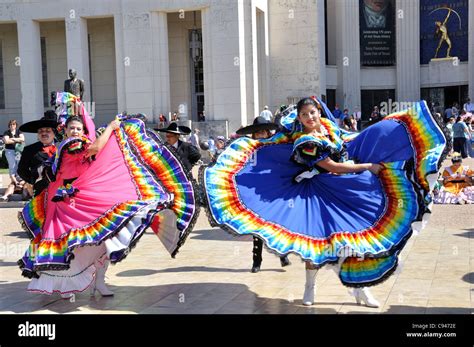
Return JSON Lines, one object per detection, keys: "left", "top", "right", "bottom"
{"left": 0, "top": 0, "right": 325, "bottom": 134}
{"left": 0, "top": 0, "right": 473, "bottom": 134}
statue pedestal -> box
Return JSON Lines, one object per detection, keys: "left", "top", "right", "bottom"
{"left": 428, "top": 57, "right": 459, "bottom": 84}
{"left": 430, "top": 57, "right": 458, "bottom": 63}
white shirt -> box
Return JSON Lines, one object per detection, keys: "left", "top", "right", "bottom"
{"left": 352, "top": 111, "right": 362, "bottom": 121}
{"left": 172, "top": 141, "right": 179, "bottom": 149}
{"left": 463, "top": 103, "right": 474, "bottom": 113}
{"left": 190, "top": 133, "right": 199, "bottom": 147}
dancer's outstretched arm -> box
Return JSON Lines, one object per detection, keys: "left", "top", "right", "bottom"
{"left": 316, "top": 157, "right": 383, "bottom": 175}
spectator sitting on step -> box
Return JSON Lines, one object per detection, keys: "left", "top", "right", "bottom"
{"left": 434, "top": 152, "right": 473, "bottom": 204}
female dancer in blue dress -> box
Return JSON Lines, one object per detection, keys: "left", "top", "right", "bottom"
{"left": 202, "top": 96, "right": 449, "bottom": 307}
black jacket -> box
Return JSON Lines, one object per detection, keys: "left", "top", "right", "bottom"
{"left": 17, "top": 141, "right": 55, "bottom": 196}
{"left": 175, "top": 140, "right": 201, "bottom": 173}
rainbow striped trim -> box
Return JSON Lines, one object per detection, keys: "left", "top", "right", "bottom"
{"left": 20, "top": 201, "right": 160, "bottom": 270}
{"left": 18, "top": 116, "right": 196, "bottom": 273}
{"left": 302, "top": 146, "right": 318, "bottom": 156}
{"left": 117, "top": 118, "right": 197, "bottom": 238}
{"left": 205, "top": 141, "right": 418, "bottom": 265}
{"left": 19, "top": 190, "right": 47, "bottom": 240}
{"left": 203, "top": 102, "right": 446, "bottom": 286}
{"left": 339, "top": 253, "right": 400, "bottom": 286}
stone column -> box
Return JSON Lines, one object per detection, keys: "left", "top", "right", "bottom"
{"left": 115, "top": 10, "right": 171, "bottom": 122}
{"left": 201, "top": 7, "right": 214, "bottom": 123}
{"left": 120, "top": 12, "right": 154, "bottom": 117}
{"left": 469, "top": 2, "right": 474, "bottom": 100}
{"left": 396, "top": 0, "right": 420, "bottom": 102}
{"left": 316, "top": 0, "right": 327, "bottom": 101}
{"left": 114, "top": 13, "right": 126, "bottom": 114}
{"left": 335, "top": 0, "right": 361, "bottom": 112}
{"left": 17, "top": 19, "right": 43, "bottom": 124}
{"left": 268, "top": 0, "right": 326, "bottom": 107}
{"left": 201, "top": 0, "right": 248, "bottom": 132}
{"left": 65, "top": 16, "right": 91, "bottom": 102}
{"left": 151, "top": 11, "right": 170, "bottom": 123}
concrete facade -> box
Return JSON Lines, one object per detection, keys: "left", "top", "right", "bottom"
{"left": 325, "top": 0, "right": 473, "bottom": 115}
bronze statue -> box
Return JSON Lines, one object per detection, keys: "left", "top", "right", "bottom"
{"left": 431, "top": 7, "right": 462, "bottom": 59}
{"left": 434, "top": 10, "right": 452, "bottom": 58}
{"left": 64, "top": 68, "right": 85, "bottom": 100}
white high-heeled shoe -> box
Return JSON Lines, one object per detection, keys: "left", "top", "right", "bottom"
{"left": 90, "top": 261, "right": 114, "bottom": 297}
{"left": 352, "top": 287, "right": 380, "bottom": 308}
{"left": 302, "top": 269, "right": 318, "bottom": 306}
{"left": 60, "top": 293, "right": 73, "bottom": 300}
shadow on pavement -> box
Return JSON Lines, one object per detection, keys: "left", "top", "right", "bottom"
{"left": 0, "top": 281, "right": 297, "bottom": 314}
{"left": 0, "top": 261, "right": 19, "bottom": 267}
{"left": 453, "top": 229, "right": 474, "bottom": 239}
{"left": 1, "top": 281, "right": 471, "bottom": 314}
{"left": 190, "top": 229, "right": 252, "bottom": 242}
{"left": 115, "top": 266, "right": 285, "bottom": 277}
{"left": 3, "top": 231, "right": 29, "bottom": 239}
{"left": 461, "top": 272, "right": 474, "bottom": 284}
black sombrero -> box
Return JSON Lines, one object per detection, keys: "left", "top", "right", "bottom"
{"left": 154, "top": 122, "right": 191, "bottom": 135}
{"left": 236, "top": 116, "right": 279, "bottom": 135}
{"left": 19, "top": 110, "right": 59, "bottom": 133}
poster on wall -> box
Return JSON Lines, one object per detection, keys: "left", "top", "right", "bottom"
{"left": 359, "top": 0, "right": 396, "bottom": 66}
{"left": 420, "top": 0, "right": 469, "bottom": 64}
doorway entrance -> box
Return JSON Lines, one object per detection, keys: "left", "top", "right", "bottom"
{"left": 421, "top": 85, "right": 469, "bottom": 109}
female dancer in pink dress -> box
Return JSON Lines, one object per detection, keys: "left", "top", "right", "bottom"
{"left": 18, "top": 92, "right": 198, "bottom": 297}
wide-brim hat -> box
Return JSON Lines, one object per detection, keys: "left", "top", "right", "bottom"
{"left": 19, "top": 110, "right": 59, "bottom": 133}
{"left": 236, "top": 116, "right": 279, "bottom": 135}
{"left": 154, "top": 122, "right": 191, "bottom": 135}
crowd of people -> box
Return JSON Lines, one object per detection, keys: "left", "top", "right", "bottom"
{"left": 0, "top": 89, "right": 467, "bottom": 308}
{"left": 431, "top": 99, "right": 474, "bottom": 204}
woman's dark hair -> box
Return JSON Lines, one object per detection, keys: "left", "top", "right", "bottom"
{"left": 65, "top": 115, "right": 84, "bottom": 128}
{"left": 296, "top": 97, "right": 322, "bottom": 116}
{"left": 343, "top": 116, "right": 352, "bottom": 127}
{"left": 455, "top": 116, "right": 462, "bottom": 123}
{"left": 251, "top": 129, "right": 271, "bottom": 140}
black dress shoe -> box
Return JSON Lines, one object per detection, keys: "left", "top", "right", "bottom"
{"left": 280, "top": 256, "right": 291, "bottom": 267}
{"left": 251, "top": 264, "right": 261, "bottom": 273}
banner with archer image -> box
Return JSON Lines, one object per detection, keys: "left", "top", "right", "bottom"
{"left": 420, "top": 0, "right": 469, "bottom": 64}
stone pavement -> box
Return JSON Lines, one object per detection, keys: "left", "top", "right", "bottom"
{"left": 0, "top": 159, "right": 473, "bottom": 314}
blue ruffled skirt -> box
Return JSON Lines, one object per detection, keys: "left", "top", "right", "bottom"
{"left": 202, "top": 102, "right": 449, "bottom": 287}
